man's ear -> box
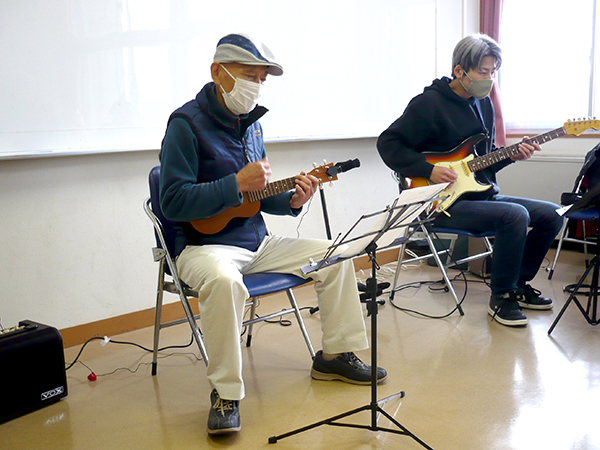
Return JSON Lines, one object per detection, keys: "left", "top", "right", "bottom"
{"left": 211, "top": 62, "right": 222, "bottom": 85}
{"left": 452, "top": 64, "right": 463, "bottom": 79}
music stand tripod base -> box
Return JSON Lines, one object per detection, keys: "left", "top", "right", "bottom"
{"left": 548, "top": 205, "right": 600, "bottom": 334}
{"left": 269, "top": 187, "right": 445, "bottom": 448}
{"left": 548, "top": 253, "right": 600, "bottom": 334}
{"left": 269, "top": 244, "right": 433, "bottom": 448}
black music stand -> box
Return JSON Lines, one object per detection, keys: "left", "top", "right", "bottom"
{"left": 268, "top": 184, "right": 447, "bottom": 448}
{"left": 548, "top": 184, "right": 600, "bottom": 334}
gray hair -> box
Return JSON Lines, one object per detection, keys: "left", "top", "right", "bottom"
{"left": 451, "top": 34, "right": 502, "bottom": 77}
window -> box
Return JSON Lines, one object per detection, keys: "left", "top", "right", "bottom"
{"left": 500, "top": 0, "right": 597, "bottom": 130}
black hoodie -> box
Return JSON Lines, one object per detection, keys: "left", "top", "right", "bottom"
{"left": 377, "top": 76, "right": 513, "bottom": 199}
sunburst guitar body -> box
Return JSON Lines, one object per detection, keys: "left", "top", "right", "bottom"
{"left": 410, "top": 134, "right": 491, "bottom": 213}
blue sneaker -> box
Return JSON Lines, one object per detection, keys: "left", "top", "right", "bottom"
{"left": 311, "top": 350, "right": 387, "bottom": 385}
{"left": 207, "top": 389, "right": 240, "bottom": 435}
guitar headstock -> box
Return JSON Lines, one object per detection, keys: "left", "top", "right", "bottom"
{"left": 308, "top": 162, "right": 337, "bottom": 184}
{"left": 564, "top": 118, "right": 600, "bottom": 136}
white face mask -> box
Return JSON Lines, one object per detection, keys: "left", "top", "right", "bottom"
{"left": 219, "top": 65, "right": 262, "bottom": 116}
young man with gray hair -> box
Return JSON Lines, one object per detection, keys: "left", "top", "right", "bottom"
{"left": 378, "top": 34, "right": 563, "bottom": 327}
{"left": 159, "top": 33, "right": 386, "bottom": 435}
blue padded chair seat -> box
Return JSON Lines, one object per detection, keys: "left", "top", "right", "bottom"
{"left": 244, "top": 273, "right": 309, "bottom": 297}
{"left": 566, "top": 209, "right": 600, "bottom": 222}
{"left": 430, "top": 227, "right": 496, "bottom": 239}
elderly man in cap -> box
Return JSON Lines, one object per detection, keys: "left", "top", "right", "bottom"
{"left": 159, "top": 33, "right": 386, "bottom": 435}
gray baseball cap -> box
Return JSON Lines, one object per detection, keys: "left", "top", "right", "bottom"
{"left": 213, "top": 33, "right": 284, "bottom": 76}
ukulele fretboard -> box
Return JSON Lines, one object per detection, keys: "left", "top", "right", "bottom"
{"left": 245, "top": 177, "right": 296, "bottom": 202}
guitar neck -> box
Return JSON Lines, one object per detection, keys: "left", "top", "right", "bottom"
{"left": 468, "top": 126, "right": 567, "bottom": 172}
{"left": 245, "top": 176, "right": 297, "bottom": 203}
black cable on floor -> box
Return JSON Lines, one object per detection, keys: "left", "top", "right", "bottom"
{"left": 388, "top": 229, "right": 492, "bottom": 319}
{"left": 65, "top": 334, "right": 194, "bottom": 371}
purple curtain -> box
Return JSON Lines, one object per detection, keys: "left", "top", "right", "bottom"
{"left": 480, "top": 0, "right": 506, "bottom": 146}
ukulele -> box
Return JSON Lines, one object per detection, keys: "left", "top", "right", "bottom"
{"left": 190, "top": 163, "right": 337, "bottom": 234}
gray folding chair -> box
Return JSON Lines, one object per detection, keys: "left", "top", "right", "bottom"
{"left": 145, "top": 165, "right": 315, "bottom": 375}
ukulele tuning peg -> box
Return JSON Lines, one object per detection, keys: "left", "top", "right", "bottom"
{"left": 312, "top": 162, "right": 317, "bottom": 168}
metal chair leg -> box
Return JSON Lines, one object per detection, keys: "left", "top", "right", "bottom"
{"left": 548, "top": 218, "right": 569, "bottom": 279}
{"left": 421, "top": 226, "right": 465, "bottom": 316}
{"left": 286, "top": 289, "right": 315, "bottom": 358}
{"left": 245, "top": 297, "right": 258, "bottom": 347}
{"left": 152, "top": 259, "right": 166, "bottom": 376}
{"left": 389, "top": 235, "right": 410, "bottom": 301}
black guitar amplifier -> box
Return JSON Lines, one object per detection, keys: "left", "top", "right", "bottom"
{"left": 0, "top": 320, "right": 68, "bottom": 423}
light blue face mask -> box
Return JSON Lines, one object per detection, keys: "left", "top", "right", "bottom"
{"left": 460, "top": 71, "right": 494, "bottom": 99}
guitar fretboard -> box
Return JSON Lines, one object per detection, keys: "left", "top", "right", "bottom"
{"left": 245, "top": 176, "right": 296, "bottom": 203}
{"left": 467, "top": 126, "right": 567, "bottom": 172}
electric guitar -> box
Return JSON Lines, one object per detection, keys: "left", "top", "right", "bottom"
{"left": 409, "top": 119, "right": 600, "bottom": 214}
{"left": 190, "top": 163, "right": 337, "bottom": 235}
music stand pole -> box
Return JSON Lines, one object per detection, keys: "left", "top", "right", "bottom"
{"left": 312, "top": 183, "right": 387, "bottom": 316}
{"left": 319, "top": 184, "right": 333, "bottom": 240}
{"left": 268, "top": 189, "right": 443, "bottom": 448}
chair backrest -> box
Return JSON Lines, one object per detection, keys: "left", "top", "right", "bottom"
{"left": 394, "top": 172, "right": 410, "bottom": 192}
{"left": 574, "top": 141, "right": 600, "bottom": 192}
{"left": 148, "top": 165, "right": 179, "bottom": 260}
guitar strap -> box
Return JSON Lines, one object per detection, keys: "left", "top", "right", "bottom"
{"left": 471, "top": 100, "right": 490, "bottom": 156}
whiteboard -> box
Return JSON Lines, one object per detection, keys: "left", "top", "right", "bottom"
{"left": 0, "top": 0, "right": 436, "bottom": 160}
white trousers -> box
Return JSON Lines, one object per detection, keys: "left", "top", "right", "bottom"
{"left": 176, "top": 235, "right": 369, "bottom": 400}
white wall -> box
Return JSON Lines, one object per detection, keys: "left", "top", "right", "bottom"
{"left": 0, "top": 139, "right": 401, "bottom": 330}
{"left": 0, "top": 151, "right": 156, "bottom": 329}
{"left": 2, "top": 134, "right": 594, "bottom": 331}
{"left": 1, "top": 0, "right": 500, "bottom": 330}
{"left": 498, "top": 135, "right": 595, "bottom": 200}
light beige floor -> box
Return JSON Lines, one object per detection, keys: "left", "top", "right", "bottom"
{"left": 2, "top": 248, "right": 600, "bottom": 450}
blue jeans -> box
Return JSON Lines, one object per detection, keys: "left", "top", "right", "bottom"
{"left": 433, "top": 195, "right": 564, "bottom": 295}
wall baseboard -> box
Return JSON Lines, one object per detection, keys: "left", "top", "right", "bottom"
{"left": 60, "top": 248, "right": 399, "bottom": 348}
